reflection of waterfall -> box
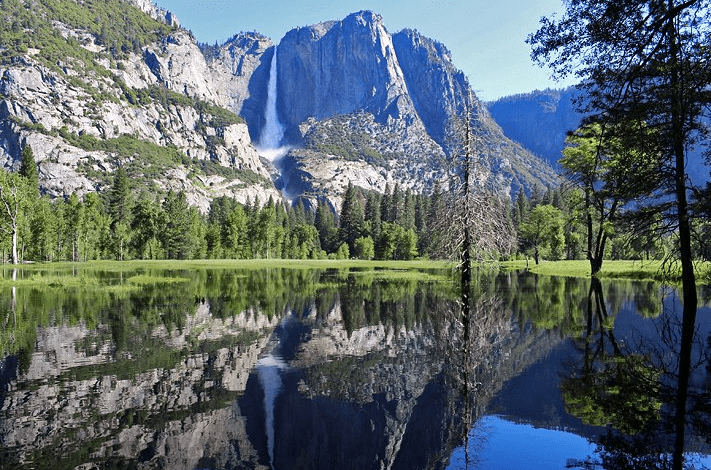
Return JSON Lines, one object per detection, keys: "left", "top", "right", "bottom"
{"left": 257, "top": 353, "right": 286, "bottom": 469}
{"left": 257, "top": 45, "right": 289, "bottom": 161}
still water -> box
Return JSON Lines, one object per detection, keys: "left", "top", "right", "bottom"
{"left": 0, "top": 265, "right": 709, "bottom": 469}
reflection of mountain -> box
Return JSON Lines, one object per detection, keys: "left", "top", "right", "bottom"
{"left": 278, "top": 293, "right": 567, "bottom": 470}
{"left": 6, "top": 269, "right": 700, "bottom": 469}
{"left": 0, "top": 301, "right": 280, "bottom": 469}
{"left": 0, "top": 283, "right": 567, "bottom": 470}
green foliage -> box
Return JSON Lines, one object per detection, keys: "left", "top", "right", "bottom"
{"left": 58, "top": 129, "right": 186, "bottom": 180}
{"left": 519, "top": 204, "right": 565, "bottom": 264}
{"left": 305, "top": 116, "right": 386, "bottom": 163}
{"left": 40, "top": 0, "right": 173, "bottom": 59}
{"left": 353, "top": 236, "right": 375, "bottom": 260}
{"left": 562, "top": 354, "right": 662, "bottom": 436}
{"left": 145, "top": 85, "right": 245, "bottom": 127}
{"left": 19, "top": 144, "right": 39, "bottom": 196}
{"left": 160, "top": 190, "right": 194, "bottom": 260}
{"left": 336, "top": 242, "right": 350, "bottom": 260}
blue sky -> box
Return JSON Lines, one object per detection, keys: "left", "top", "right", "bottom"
{"left": 155, "top": 0, "right": 577, "bottom": 101}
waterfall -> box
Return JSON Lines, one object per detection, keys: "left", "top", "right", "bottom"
{"left": 258, "top": 45, "right": 289, "bottom": 161}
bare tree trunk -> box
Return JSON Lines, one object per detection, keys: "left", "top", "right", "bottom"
{"left": 11, "top": 222, "right": 18, "bottom": 265}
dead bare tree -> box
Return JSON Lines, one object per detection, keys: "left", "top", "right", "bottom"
{"left": 427, "top": 90, "right": 516, "bottom": 281}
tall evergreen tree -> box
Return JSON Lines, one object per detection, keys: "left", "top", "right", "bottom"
{"left": 19, "top": 144, "right": 39, "bottom": 197}
{"left": 108, "top": 166, "right": 132, "bottom": 260}
{"left": 161, "top": 190, "right": 192, "bottom": 259}
{"left": 364, "top": 191, "right": 382, "bottom": 242}
{"left": 400, "top": 189, "right": 416, "bottom": 231}
{"left": 315, "top": 199, "right": 338, "bottom": 254}
{"left": 339, "top": 181, "right": 364, "bottom": 252}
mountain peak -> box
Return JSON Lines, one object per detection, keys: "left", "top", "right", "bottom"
{"left": 343, "top": 10, "right": 384, "bottom": 27}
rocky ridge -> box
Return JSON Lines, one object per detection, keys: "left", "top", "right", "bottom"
{"left": 0, "top": 0, "right": 280, "bottom": 212}
{"left": 0, "top": 1, "right": 559, "bottom": 213}
{"left": 275, "top": 12, "right": 560, "bottom": 207}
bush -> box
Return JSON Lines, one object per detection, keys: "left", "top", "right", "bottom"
{"left": 336, "top": 243, "right": 350, "bottom": 260}
{"left": 353, "top": 236, "right": 375, "bottom": 260}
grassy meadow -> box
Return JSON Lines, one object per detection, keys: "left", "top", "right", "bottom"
{"left": 1, "top": 258, "right": 709, "bottom": 287}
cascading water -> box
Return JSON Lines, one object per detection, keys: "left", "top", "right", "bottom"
{"left": 257, "top": 45, "right": 289, "bottom": 161}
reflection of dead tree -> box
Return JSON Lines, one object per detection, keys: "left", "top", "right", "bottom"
{"left": 434, "top": 288, "right": 510, "bottom": 467}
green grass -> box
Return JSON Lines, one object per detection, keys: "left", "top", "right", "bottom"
{"left": 502, "top": 259, "right": 711, "bottom": 283}
{"left": 8, "top": 258, "right": 452, "bottom": 271}
{"left": 125, "top": 274, "right": 191, "bottom": 285}
{"left": 0, "top": 259, "right": 455, "bottom": 289}
{"left": 4, "top": 258, "right": 708, "bottom": 284}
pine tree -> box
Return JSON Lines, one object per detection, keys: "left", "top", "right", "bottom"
{"left": 315, "top": 199, "right": 338, "bottom": 254}
{"left": 19, "top": 144, "right": 39, "bottom": 197}
{"left": 339, "top": 181, "right": 364, "bottom": 252}
{"left": 400, "top": 188, "right": 416, "bottom": 230}
{"left": 108, "top": 166, "right": 132, "bottom": 260}
{"left": 364, "top": 191, "right": 381, "bottom": 242}
{"left": 161, "top": 190, "right": 192, "bottom": 259}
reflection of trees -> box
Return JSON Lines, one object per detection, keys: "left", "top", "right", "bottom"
{"left": 562, "top": 279, "right": 711, "bottom": 469}
{"left": 434, "top": 268, "right": 512, "bottom": 468}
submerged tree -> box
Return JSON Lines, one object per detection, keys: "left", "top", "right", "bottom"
{"left": 529, "top": 1, "right": 711, "bottom": 467}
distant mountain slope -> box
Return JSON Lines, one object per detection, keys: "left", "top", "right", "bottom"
{"left": 487, "top": 88, "right": 583, "bottom": 171}
{"left": 488, "top": 87, "right": 709, "bottom": 185}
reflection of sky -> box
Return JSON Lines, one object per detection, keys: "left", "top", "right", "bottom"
{"left": 447, "top": 415, "right": 599, "bottom": 470}
{"left": 448, "top": 415, "right": 711, "bottom": 470}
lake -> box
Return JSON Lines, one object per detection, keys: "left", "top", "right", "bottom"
{"left": 0, "top": 264, "right": 709, "bottom": 469}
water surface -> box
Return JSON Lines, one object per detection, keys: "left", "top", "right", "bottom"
{"left": 0, "top": 265, "right": 709, "bottom": 469}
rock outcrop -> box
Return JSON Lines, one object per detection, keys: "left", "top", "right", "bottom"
{"left": 0, "top": 2, "right": 559, "bottom": 213}
{"left": 0, "top": 2, "right": 280, "bottom": 212}
{"left": 274, "top": 11, "right": 559, "bottom": 203}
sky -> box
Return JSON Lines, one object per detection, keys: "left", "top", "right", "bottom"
{"left": 155, "top": 0, "right": 577, "bottom": 101}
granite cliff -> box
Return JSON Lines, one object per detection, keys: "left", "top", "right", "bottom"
{"left": 0, "top": 1, "right": 559, "bottom": 213}
{"left": 487, "top": 88, "right": 583, "bottom": 171}
{"left": 275, "top": 12, "right": 559, "bottom": 206}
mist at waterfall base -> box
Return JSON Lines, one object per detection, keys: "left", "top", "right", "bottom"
{"left": 257, "top": 45, "right": 290, "bottom": 162}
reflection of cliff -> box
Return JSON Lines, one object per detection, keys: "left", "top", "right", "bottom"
{"left": 1, "top": 272, "right": 578, "bottom": 470}
{"left": 0, "top": 301, "right": 279, "bottom": 469}
{"left": 281, "top": 295, "right": 565, "bottom": 470}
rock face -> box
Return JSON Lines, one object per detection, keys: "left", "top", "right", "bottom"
{"left": 125, "top": 0, "right": 180, "bottom": 27}
{"left": 487, "top": 88, "right": 583, "bottom": 171}
{"left": 0, "top": 1, "right": 280, "bottom": 212}
{"left": 275, "top": 11, "right": 559, "bottom": 204}
{"left": 278, "top": 12, "right": 415, "bottom": 132}
{"left": 0, "top": 2, "right": 558, "bottom": 213}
